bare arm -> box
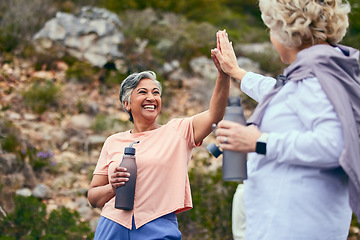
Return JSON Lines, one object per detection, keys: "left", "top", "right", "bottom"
{"left": 193, "top": 31, "right": 231, "bottom": 145}
{"left": 88, "top": 167, "right": 130, "bottom": 208}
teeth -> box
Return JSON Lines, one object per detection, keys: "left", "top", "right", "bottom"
{"left": 144, "top": 105, "right": 155, "bottom": 110}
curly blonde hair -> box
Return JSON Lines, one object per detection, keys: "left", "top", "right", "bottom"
{"left": 259, "top": 0, "right": 351, "bottom": 48}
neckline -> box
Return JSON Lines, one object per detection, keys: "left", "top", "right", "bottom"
{"left": 128, "top": 124, "right": 163, "bottom": 136}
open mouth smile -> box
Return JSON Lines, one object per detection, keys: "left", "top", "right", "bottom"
{"left": 143, "top": 105, "right": 156, "bottom": 110}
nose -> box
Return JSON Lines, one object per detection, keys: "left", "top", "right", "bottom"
{"left": 145, "top": 93, "right": 155, "bottom": 101}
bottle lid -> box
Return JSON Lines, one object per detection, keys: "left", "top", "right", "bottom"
{"left": 124, "top": 141, "right": 140, "bottom": 155}
{"left": 206, "top": 143, "right": 223, "bottom": 158}
{"left": 228, "top": 96, "right": 241, "bottom": 106}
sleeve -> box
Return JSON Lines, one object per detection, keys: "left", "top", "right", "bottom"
{"left": 93, "top": 138, "right": 110, "bottom": 175}
{"left": 170, "top": 117, "right": 200, "bottom": 148}
{"left": 266, "top": 77, "right": 344, "bottom": 169}
{"left": 240, "top": 72, "right": 276, "bottom": 102}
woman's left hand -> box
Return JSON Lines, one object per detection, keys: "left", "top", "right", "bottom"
{"left": 215, "top": 120, "right": 262, "bottom": 153}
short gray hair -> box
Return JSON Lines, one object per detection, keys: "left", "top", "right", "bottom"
{"left": 119, "top": 71, "right": 162, "bottom": 122}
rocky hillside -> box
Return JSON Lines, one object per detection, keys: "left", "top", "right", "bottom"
{"left": 0, "top": 16, "right": 268, "bottom": 234}
{"left": 1, "top": 5, "right": 360, "bottom": 239}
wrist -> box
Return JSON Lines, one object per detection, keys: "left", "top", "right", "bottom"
{"left": 230, "top": 67, "right": 247, "bottom": 82}
{"left": 255, "top": 132, "right": 269, "bottom": 155}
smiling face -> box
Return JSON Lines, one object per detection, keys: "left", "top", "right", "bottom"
{"left": 123, "top": 78, "right": 162, "bottom": 125}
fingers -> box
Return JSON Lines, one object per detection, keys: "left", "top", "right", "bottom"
{"left": 217, "top": 120, "right": 237, "bottom": 130}
{"left": 211, "top": 49, "right": 222, "bottom": 72}
{"left": 217, "top": 29, "right": 231, "bottom": 52}
{"left": 110, "top": 167, "right": 130, "bottom": 189}
{"left": 215, "top": 121, "right": 236, "bottom": 144}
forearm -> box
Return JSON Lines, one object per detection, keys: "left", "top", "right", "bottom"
{"left": 193, "top": 72, "right": 230, "bottom": 144}
{"left": 208, "top": 72, "right": 231, "bottom": 122}
{"left": 88, "top": 183, "right": 115, "bottom": 208}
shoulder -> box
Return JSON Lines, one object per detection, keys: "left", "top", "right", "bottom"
{"left": 166, "top": 117, "right": 194, "bottom": 129}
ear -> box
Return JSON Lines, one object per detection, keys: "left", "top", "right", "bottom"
{"left": 123, "top": 101, "right": 131, "bottom": 112}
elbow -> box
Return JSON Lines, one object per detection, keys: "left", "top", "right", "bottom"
{"left": 87, "top": 189, "right": 104, "bottom": 208}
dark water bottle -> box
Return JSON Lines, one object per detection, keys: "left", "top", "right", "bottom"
{"left": 115, "top": 140, "right": 140, "bottom": 210}
{"left": 207, "top": 97, "right": 247, "bottom": 181}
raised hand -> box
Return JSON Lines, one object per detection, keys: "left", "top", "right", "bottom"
{"left": 212, "top": 30, "right": 247, "bottom": 81}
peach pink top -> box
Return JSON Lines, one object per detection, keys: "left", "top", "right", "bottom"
{"left": 93, "top": 117, "right": 200, "bottom": 229}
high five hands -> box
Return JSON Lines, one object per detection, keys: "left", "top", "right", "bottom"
{"left": 211, "top": 30, "right": 262, "bottom": 153}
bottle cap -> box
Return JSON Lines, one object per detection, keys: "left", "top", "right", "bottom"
{"left": 124, "top": 141, "right": 140, "bottom": 155}
{"left": 228, "top": 96, "right": 241, "bottom": 106}
{"left": 207, "top": 143, "right": 223, "bottom": 158}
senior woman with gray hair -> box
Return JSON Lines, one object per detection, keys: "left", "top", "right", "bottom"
{"left": 212, "top": 0, "right": 360, "bottom": 239}
{"left": 88, "top": 33, "right": 230, "bottom": 239}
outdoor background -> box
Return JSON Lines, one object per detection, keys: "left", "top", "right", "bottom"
{"left": 0, "top": 0, "right": 359, "bottom": 239}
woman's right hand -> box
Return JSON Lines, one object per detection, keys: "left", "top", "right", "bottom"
{"left": 213, "top": 30, "right": 247, "bottom": 81}
{"left": 110, "top": 167, "right": 130, "bottom": 190}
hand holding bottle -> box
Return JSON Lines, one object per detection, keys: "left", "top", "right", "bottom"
{"left": 215, "top": 121, "right": 261, "bottom": 153}
{"left": 110, "top": 167, "right": 130, "bottom": 190}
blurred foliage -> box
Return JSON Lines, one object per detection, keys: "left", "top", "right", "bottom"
{"left": 65, "top": 61, "right": 99, "bottom": 83}
{"left": 0, "top": 0, "right": 55, "bottom": 52}
{"left": 0, "top": 0, "right": 359, "bottom": 239}
{"left": 119, "top": 9, "right": 218, "bottom": 70}
{"left": 0, "top": 195, "right": 94, "bottom": 240}
{"left": 22, "top": 80, "right": 61, "bottom": 115}
{"left": 98, "top": 0, "right": 266, "bottom": 44}
{"left": 0, "top": 120, "right": 21, "bottom": 153}
{"left": 342, "top": 0, "right": 360, "bottom": 50}
{"left": 91, "top": 114, "right": 111, "bottom": 133}
{"left": 349, "top": 214, "right": 360, "bottom": 239}
{"left": 19, "top": 147, "right": 54, "bottom": 172}
{"left": 178, "top": 157, "right": 238, "bottom": 239}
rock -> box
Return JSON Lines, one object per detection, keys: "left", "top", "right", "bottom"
{"left": 32, "top": 183, "right": 49, "bottom": 199}
{"left": 88, "top": 135, "right": 106, "bottom": 148}
{"left": 15, "top": 188, "right": 32, "bottom": 197}
{"left": 90, "top": 218, "right": 100, "bottom": 232}
{"left": 33, "top": 6, "right": 125, "bottom": 67}
{"left": 22, "top": 163, "right": 37, "bottom": 188}
{"left": 235, "top": 42, "right": 275, "bottom": 55}
{"left": 163, "top": 60, "right": 180, "bottom": 74}
{"left": 0, "top": 153, "right": 17, "bottom": 174}
{"left": 237, "top": 57, "right": 262, "bottom": 74}
{"left": 189, "top": 56, "right": 218, "bottom": 81}
{"left": 70, "top": 114, "right": 94, "bottom": 129}
{"left": 7, "top": 111, "right": 21, "bottom": 120}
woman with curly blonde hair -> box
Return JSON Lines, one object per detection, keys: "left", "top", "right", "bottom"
{"left": 212, "top": 0, "right": 360, "bottom": 239}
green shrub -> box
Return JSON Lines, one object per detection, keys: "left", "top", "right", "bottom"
{"left": 245, "top": 50, "right": 286, "bottom": 77}
{"left": 0, "top": 119, "right": 21, "bottom": 153}
{"left": 91, "top": 114, "right": 110, "bottom": 133}
{"left": 1, "top": 134, "right": 19, "bottom": 153}
{"left": 349, "top": 214, "right": 360, "bottom": 239}
{"left": 65, "top": 61, "right": 99, "bottom": 83}
{"left": 0, "top": 195, "right": 46, "bottom": 239}
{"left": 0, "top": 0, "right": 54, "bottom": 52}
{"left": 0, "top": 195, "right": 94, "bottom": 240}
{"left": 22, "top": 80, "right": 61, "bottom": 115}
{"left": 178, "top": 160, "right": 238, "bottom": 240}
